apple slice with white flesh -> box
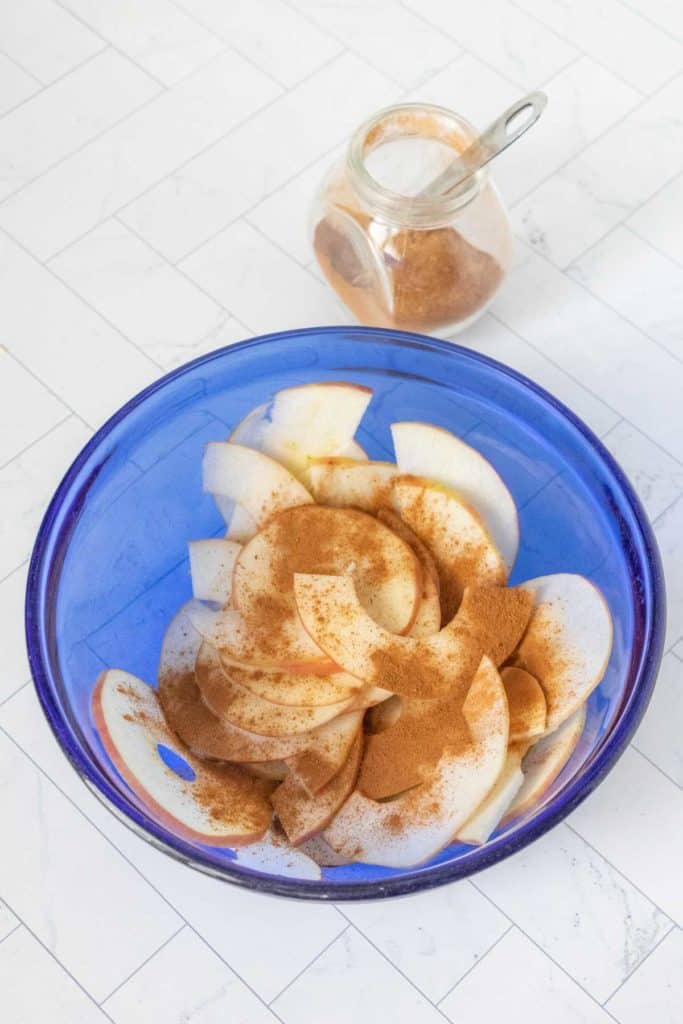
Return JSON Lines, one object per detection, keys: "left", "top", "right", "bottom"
{"left": 273, "top": 733, "right": 363, "bottom": 845}
{"left": 293, "top": 574, "right": 532, "bottom": 699}
{"left": 188, "top": 539, "right": 240, "bottom": 605}
{"left": 339, "top": 439, "right": 367, "bottom": 460}
{"left": 391, "top": 421, "right": 519, "bottom": 572}
{"left": 287, "top": 712, "right": 363, "bottom": 795}
{"left": 224, "top": 662, "right": 365, "bottom": 708}
{"left": 501, "top": 667, "right": 547, "bottom": 742}
{"left": 195, "top": 642, "right": 354, "bottom": 736}
{"left": 203, "top": 443, "right": 313, "bottom": 529}
{"left": 517, "top": 574, "right": 612, "bottom": 732}
{"left": 227, "top": 382, "right": 372, "bottom": 477}
{"left": 391, "top": 475, "right": 507, "bottom": 622}
{"left": 324, "top": 656, "right": 509, "bottom": 867}
{"left": 377, "top": 507, "right": 441, "bottom": 637}
{"left": 456, "top": 746, "right": 525, "bottom": 846}
{"left": 233, "top": 505, "right": 421, "bottom": 646}
{"left": 92, "top": 669, "right": 271, "bottom": 846}
{"left": 299, "top": 834, "right": 352, "bottom": 867}
{"left": 234, "top": 826, "right": 321, "bottom": 879}
{"left": 502, "top": 704, "right": 586, "bottom": 825}
{"left": 215, "top": 498, "right": 259, "bottom": 543}
{"left": 306, "top": 458, "right": 397, "bottom": 513}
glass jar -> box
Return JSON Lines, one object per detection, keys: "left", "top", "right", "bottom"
{"left": 311, "top": 103, "right": 513, "bottom": 335}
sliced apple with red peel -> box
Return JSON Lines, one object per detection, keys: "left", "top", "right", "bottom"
{"left": 228, "top": 382, "right": 372, "bottom": 477}
{"left": 188, "top": 539, "right": 241, "bottom": 605}
{"left": 517, "top": 574, "right": 612, "bottom": 732}
{"left": 294, "top": 574, "right": 532, "bottom": 699}
{"left": 391, "top": 475, "right": 507, "bottom": 622}
{"left": 233, "top": 505, "right": 421, "bottom": 640}
{"left": 224, "top": 662, "right": 365, "bottom": 708}
{"left": 203, "top": 443, "right": 313, "bottom": 529}
{"left": 92, "top": 669, "right": 271, "bottom": 846}
{"left": 502, "top": 704, "right": 586, "bottom": 825}
{"left": 195, "top": 643, "right": 353, "bottom": 736}
{"left": 376, "top": 507, "right": 441, "bottom": 637}
{"left": 456, "top": 746, "right": 525, "bottom": 846}
{"left": 324, "top": 656, "right": 509, "bottom": 867}
{"left": 306, "top": 459, "right": 397, "bottom": 513}
{"left": 286, "top": 712, "right": 363, "bottom": 795}
{"left": 391, "top": 421, "right": 519, "bottom": 572}
{"left": 501, "top": 667, "right": 547, "bottom": 742}
{"left": 273, "top": 732, "right": 363, "bottom": 845}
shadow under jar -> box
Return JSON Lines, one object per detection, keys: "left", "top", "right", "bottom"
{"left": 312, "top": 103, "right": 513, "bottom": 335}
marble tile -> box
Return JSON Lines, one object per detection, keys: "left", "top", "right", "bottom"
{"left": 175, "top": 0, "right": 342, "bottom": 87}
{"left": 602, "top": 421, "right": 683, "bottom": 520}
{"left": 441, "top": 927, "right": 614, "bottom": 1023}
{"left": 0, "top": 51, "right": 280, "bottom": 260}
{"left": 121, "top": 54, "right": 397, "bottom": 262}
{"left": 343, "top": 881, "right": 509, "bottom": 1001}
{"left": 58, "top": 0, "right": 225, "bottom": 86}
{"left": 404, "top": 0, "right": 577, "bottom": 88}
{"left": 514, "top": 75, "right": 683, "bottom": 267}
{"left": 273, "top": 927, "right": 444, "bottom": 1024}
{"left": 474, "top": 823, "right": 671, "bottom": 1001}
{"left": 628, "top": 172, "right": 683, "bottom": 267}
{"left": 607, "top": 928, "right": 683, "bottom": 1024}
{"left": 568, "top": 226, "right": 683, "bottom": 358}
{"left": 181, "top": 220, "right": 348, "bottom": 333}
{"left": 0, "top": 928, "right": 108, "bottom": 1023}
{"left": 631, "top": 654, "right": 683, "bottom": 786}
{"left": 0, "top": 351, "right": 68, "bottom": 466}
{"left": 514, "top": 0, "right": 683, "bottom": 92}
{"left": 0, "top": 416, "right": 91, "bottom": 578}
{"left": 0, "top": 565, "right": 30, "bottom": 702}
{"left": 570, "top": 747, "right": 683, "bottom": 925}
{"left": 0, "top": 731, "right": 181, "bottom": 1001}
{"left": 405, "top": 52, "right": 514, "bottom": 123}
{"left": 0, "top": 900, "right": 19, "bottom": 941}
{"left": 104, "top": 928, "right": 278, "bottom": 1024}
{"left": 51, "top": 220, "right": 238, "bottom": 369}
{"left": 0, "top": 53, "right": 40, "bottom": 117}
{"left": 0, "top": 233, "right": 158, "bottom": 427}
{"left": 288, "top": 0, "right": 460, "bottom": 88}
{"left": 0, "top": 50, "right": 159, "bottom": 202}
{"left": 492, "top": 246, "right": 683, "bottom": 462}
{"left": 0, "top": 0, "right": 102, "bottom": 84}
{"left": 654, "top": 493, "right": 683, "bottom": 645}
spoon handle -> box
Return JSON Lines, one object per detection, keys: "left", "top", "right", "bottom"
{"left": 420, "top": 91, "right": 547, "bottom": 199}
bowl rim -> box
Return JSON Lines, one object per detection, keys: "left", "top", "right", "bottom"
{"left": 25, "top": 325, "right": 666, "bottom": 900}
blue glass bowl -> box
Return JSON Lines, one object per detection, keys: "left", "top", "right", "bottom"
{"left": 26, "top": 327, "right": 665, "bottom": 900}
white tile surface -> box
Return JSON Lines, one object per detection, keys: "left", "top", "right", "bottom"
{"left": 0, "top": 565, "right": 30, "bottom": 702}
{"left": 474, "top": 823, "right": 671, "bottom": 1001}
{"left": 632, "top": 654, "right": 683, "bottom": 786}
{"left": 58, "top": 0, "right": 225, "bottom": 86}
{"left": 440, "top": 927, "right": 614, "bottom": 1023}
{"left": 602, "top": 420, "right": 683, "bottom": 520}
{"left": 0, "top": 350, "right": 68, "bottom": 466}
{"left": 0, "top": 0, "right": 103, "bottom": 84}
{"left": 654, "top": 493, "right": 683, "bottom": 645}
{"left": 0, "top": 54, "right": 40, "bottom": 117}
{"left": 273, "top": 927, "right": 445, "bottom": 1024}
{"left": 0, "top": 900, "right": 19, "bottom": 941}
{"left": 628, "top": 172, "right": 683, "bottom": 266}
{"left": 104, "top": 927, "right": 278, "bottom": 1024}
{"left": 607, "top": 928, "right": 683, "bottom": 1024}
{"left": 343, "top": 882, "right": 509, "bottom": 1001}
{"left": 0, "top": 927, "right": 109, "bottom": 1023}
{"left": 570, "top": 747, "right": 683, "bottom": 925}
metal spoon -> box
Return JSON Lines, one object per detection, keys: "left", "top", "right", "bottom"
{"left": 419, "top": 91, "right": 548, "bottom": 199}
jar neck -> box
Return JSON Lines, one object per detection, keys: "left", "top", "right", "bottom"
{"left": 346, "top": 103, "right": 486, "bottom": 229}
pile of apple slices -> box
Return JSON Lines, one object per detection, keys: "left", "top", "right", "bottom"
{"left": 92, "top": 382, "right": 613, "bottom": 872}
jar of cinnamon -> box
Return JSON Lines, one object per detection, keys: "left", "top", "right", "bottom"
{"left": 311, "top": 104, "right": 513, "bottom": 335}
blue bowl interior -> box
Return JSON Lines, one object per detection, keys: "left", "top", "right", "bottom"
{"left": 27, "top": 327, "right": 663, "bottom": 899}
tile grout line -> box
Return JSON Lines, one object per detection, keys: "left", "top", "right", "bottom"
{"left": 0, "top": 46, "right": 108, "bottom": 124}
{"left": 0, "top": 681, "right": 30, "bottom": 710}
{"left": 614, "top": 0, "right": 683, "bottom": 49}
{"left": 0, "top": 723, "right": 339, "bottom": 1021}
{"left": 268, "top": 922, "right": 352, "bottom": 1007}
{"left": 651, "top": 490, "right": 683, "bottom": 525}
{"left": 97, "top": 923, "right": 186, "bottom": 1006}
{"left": 0, "top": 409, "right": 73, "bottom": 472}
{"left": 0, "top": 921, "right": 22, "bottom": 946}
{"left": 0, "top": 46, "right": 43, "bottom": 86}
{"left": 436, "top": 922, "right": 515, "bottom": 1007}
{"left": 629, "top": 744, "right": 682, "bottom": 792}
{"left": 601, "top": 920, "right": 677, "bottom": 1006}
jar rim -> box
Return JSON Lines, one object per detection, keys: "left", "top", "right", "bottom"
{"left": 346, "top": 102, "right": 486, "bottom": 226}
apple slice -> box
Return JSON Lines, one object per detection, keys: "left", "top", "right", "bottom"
{"left": 391, "top": 421, "right": 519, "bottom": 571}
{"left": 241, "top": 760, "right": 288, "bottom": 782}
{"left": 365, "top": 694, "right": 402, "bottom": 734}
{"left": 188, "top": 539, "right": 241, "bottom": 605}
{"left": 203, "top": 443, "right": 313, "bottom": 529}
{"left": 214, "top": 498, "right": 259, "bottom": 543}
{"left": 234, "top": 826, "right": 321, "bottom": 879}
{"left": 456, "top": 746, "right": 525, "bottom": 846}
{"left": 324, "top": 656, "right": 509, "bottom": 867}
{"left": 224, "top": 662, "right": 365, "bottom": 708}
{"left": 272, "top": 733, "right": 363, "bottom": 845}
{"left": 502, "top": 704, "right": 586, "bottom": 824}
{"left": 299, "top": 834, "right": 352, "bottom": 867}
{"left": 92, "top": 669, "right": 271, "bottom": 846}
{"left": 306, "top": 458, "right": 397, "bottom": 513}
{"left": 338, "top": 439, "right": 367, "bottom": 460}
{"left": 294, "top": 574, "right": 532, "bottom": 699}
{"left": 286, "top": 712, "right": 363, "bottom": 795}
{"left": 517, "top": 574, "right": 612, "bottom": 732}
{"left": 391, "top": 475, "right": 507, "bottom": 622}
{"left": 501, "top": 667, "right": 547, "bottom": 742}
{"left": 376, "top": 507, "right": 441, "bottom": 638}
{"left": 233, "top": 505, "right": 421, "bottom": 646}
{"left": 195, "top": 643, "right": 354, "bottom": 736}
